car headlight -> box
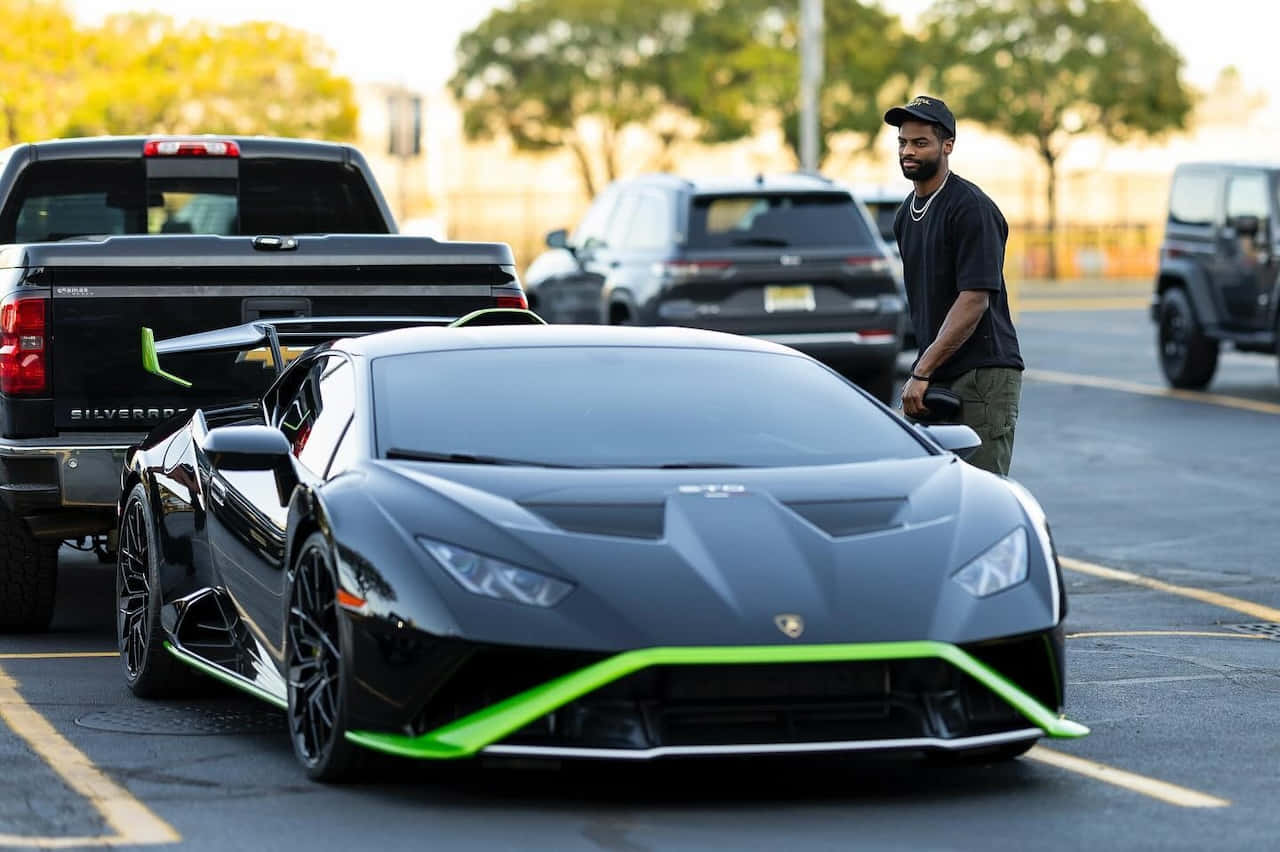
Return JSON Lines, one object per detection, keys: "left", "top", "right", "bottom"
{"left": 951, "top": 528, "right": 1028, "bottom": 597}
{"left": 417, "top": 537, "right": 574, "bottom": 607}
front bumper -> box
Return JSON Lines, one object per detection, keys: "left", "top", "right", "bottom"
{"left": 345, "top": 640, "right": 1087, "bottom": 761}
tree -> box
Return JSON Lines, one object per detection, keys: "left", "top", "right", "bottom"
{"left": 663, "top": 0, "right": 915, "bottom": 168}
{"left": 919, "top": 0, "right": 1194, "bottom": 278}
{"left": 64, "top": 15, "right": 358, "bottom": 140}
{"left": 0, "top": 0, "right": 91, "bottom": 145}
{"left": 450, "top": 0, "right": 700, "bottom": 198}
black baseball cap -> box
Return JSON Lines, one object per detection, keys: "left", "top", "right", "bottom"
{"left": 884, "top": 95, "right": 956, "bottom": 139}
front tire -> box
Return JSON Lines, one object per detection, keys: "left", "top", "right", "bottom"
{"left": 117, "top": 483, "right": 202, "bottom": 697}
{"left": 1158, "top": 288, "right": 1219, "bottom": 389}
{"left": 286, "top": 532, "right": 364, "bottom": 782}
{"left": 0, "top": 502, "right": 58, "bottom": 632}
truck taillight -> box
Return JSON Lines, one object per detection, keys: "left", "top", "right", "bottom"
{"left": 143, "top": 139, "right": 240, "bottom": 157}
{"left": 496, "top": 293, "right": 528, "bottom": 309}
{"left": 0, "top": 294, "right": 49, "bottom": 395}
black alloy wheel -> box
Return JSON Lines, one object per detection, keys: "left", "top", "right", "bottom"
{"left": 1157, "top": 288, "right": 1219, "bottom": 389}
{"left": 287, "top": 532, "right": 363, "bottom": 781}
{"left": 116, "top": 483, "right": 199, "bottom": 696}
{"left": 117, "top": 495, "right": 151, "bottom": 681}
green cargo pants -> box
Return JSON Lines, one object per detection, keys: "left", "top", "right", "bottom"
{"left": 941, "top": 367, "right": 1022, "bottom": 476}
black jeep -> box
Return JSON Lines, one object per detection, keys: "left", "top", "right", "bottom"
{"left": 1153, "top": 162, "right": 1279, "bottom": 388}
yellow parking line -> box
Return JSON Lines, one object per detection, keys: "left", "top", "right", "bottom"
{"left": 0, "top": 652, "right": 118, "bottom": 660}
{"left": 1027, "top": 746, "right": 1229, "bottom": 808}
{"left": 1067, "top": 631, "right": 1267, "bottom": 640}
{"left": 0, "top": 665, "right": 180, "bottom": 847}
{"left": 1020, "top": 297, "right": 1151, "bottom": 312}
{"left": 1026, "top": 369, "right": 1280, "bottom": 416}
{"left": 1061, "top": 556, "right": 1280, "bottom": 622}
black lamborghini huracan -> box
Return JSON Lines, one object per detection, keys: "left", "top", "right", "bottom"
{"left": 116, "top": 313, "right": 1086, "bottom": 780}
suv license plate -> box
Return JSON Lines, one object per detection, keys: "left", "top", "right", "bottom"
{"left": 764, "top": 284, "right": 816, "bottom": 313}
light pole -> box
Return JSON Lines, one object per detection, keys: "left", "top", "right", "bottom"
{"left": 799, "top": 0, "right": 824, "bottom": 173}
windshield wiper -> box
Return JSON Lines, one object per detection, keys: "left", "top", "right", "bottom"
{"left": 385, "top": 448, "right": 579, "bottom": 468}
{"left": 729, "top": 236, "right": 791, "bottom": 247}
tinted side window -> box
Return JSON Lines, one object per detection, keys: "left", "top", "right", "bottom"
{"left": 1168, "top": 171, "right": 1220, "bottom": 226}
{"left": 604, "top": 192, "right": 640, "bottom": 249}
{"left": 278, "top": 356, "right": 356, "bottom": 475}
{"left": 1225, "top": 173, "right": 1270, "bottom": 223}
{"left": 572, "top": 186, "right": 619, "bottom": 249}
{"left": 620, "top": 192, "right": 672, "bottom": 251}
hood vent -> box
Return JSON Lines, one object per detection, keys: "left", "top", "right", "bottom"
{"left": 521, "top": 502, "right": 665, "bottom": 540}
{"left": 783, "top": 498, "right": 906, "bottom": 537}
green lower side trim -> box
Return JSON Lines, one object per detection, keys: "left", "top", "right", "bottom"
{"left": 164, "top": 641, "right": 288, "bottom": 710}
{"left": 346, "top": 640, "right": 1088, "bottom": 760}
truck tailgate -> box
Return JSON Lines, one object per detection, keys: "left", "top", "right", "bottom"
{"left": 51, "top": 264, "right": 511, "bottom": 431}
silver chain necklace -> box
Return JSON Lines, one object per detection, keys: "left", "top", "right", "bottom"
{"left": 909, "top": 170, "right": 951, "bottom": 222}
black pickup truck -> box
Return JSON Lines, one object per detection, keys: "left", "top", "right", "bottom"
{"left": 0, "top": 136, "right": 525, "bottom": 629}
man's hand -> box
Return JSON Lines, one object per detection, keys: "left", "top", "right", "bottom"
{"left": 901, "top": 375, "right": 929, "bottom": 418}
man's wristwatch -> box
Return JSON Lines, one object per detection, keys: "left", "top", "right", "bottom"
{"left": 910, "top": 373, "right": 931, "bottom": 382}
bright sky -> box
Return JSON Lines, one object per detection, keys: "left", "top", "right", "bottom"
{"left": 67, "top": 0, "right": 1280, "bottom": 96}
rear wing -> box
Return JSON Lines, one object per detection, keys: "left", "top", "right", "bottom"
{"left": 140, "top": 308, "right": 546, "bottom": 388}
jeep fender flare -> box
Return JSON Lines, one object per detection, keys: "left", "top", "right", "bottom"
{"left": 1156, "top": 259, "right": 1221, "bottom": 329}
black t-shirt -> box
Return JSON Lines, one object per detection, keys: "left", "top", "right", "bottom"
{"left": 892, "top": 173, "right": 1023, "bottom": 382}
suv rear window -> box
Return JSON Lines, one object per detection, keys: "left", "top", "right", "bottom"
{"left": 1, "top": 158, "right": 386, "bottom": 242}
{"left": 687, "top": 192, "right": 875, "bottom": 249}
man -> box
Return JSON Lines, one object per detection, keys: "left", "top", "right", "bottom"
{"left": 885, "top": 95, "right": 1024, "bottom": 476}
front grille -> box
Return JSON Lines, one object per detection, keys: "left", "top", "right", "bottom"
{"left": 500, "top": 659, "right": 1024, "bottom": 751}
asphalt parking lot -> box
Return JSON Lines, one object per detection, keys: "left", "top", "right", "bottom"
{"left": 2, "top": 295, "right": 1279, "bottom": 851}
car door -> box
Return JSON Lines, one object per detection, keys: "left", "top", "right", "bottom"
{"left": 1217, "top": 170, "right": 1276, "bottom": 330}
{"left": 532, "top": 185, "right": 621, "bottom": 323}
{"left": 206, "top": 353, "right": 355, "bottom": 658}
{"left": 602, "top": 189, "right": 675, "bottom": 319}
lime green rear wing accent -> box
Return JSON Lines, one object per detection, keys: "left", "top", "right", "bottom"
{"left": 449, "top": 308, "right": 547, "bottom": 328}
{"left": 140, "top": 327, "right": 192, "bottom": 388}
{"left": 345, "top": 640, "right": 1089, "bottom": 760}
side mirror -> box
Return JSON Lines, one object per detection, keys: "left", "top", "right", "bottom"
{"left": 1230, "top": 214, "right": 1260, "bottom": 239}
{"left": 919, "top": 424, "right": 982, "bottom": 460}
{"left": 546, "top": 228, "right": 571, "bottom": 251}
{"left": 201, "top": 425, "right": 297, "bottom": 506}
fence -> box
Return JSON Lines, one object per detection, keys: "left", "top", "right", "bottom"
{"left": 444, "top": 189, "right": 1161, "bottom": 282}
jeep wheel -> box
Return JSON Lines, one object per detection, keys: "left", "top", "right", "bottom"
{"left": 0, "top": 502, "right": 59, "bottom": 632}
{"left": 1158, "top": 288, "right": 1219, "bottom": 389}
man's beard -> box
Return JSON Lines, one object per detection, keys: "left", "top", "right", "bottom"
{"left": 900, "top": 156, "right": 941, "bottom": 182}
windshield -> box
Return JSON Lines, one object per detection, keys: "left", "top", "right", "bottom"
{"left": 687, "top": 193, "right": 876, "bottom": 250}
{"left": 372, "top": 347, "right": 926, "bottom": 468}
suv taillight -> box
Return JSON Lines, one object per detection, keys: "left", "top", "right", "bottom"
{"left": 0, "top": 294, "right": 49, "bottom": 395}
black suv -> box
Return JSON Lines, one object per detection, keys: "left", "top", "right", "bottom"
{"left": 524, "top": 173, "right": 907, "bottom": 400}
{"left": 1153, "top": 162, "right": 1280, "bottom": 388}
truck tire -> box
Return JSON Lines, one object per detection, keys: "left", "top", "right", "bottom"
{"left": 0, "top": 503, "right": 59, "bottom": 632}
{"left": 1157, "top": 288, "right": 1219, "bottom": 389}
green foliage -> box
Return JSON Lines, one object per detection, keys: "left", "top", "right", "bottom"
{"left": 65, "top": 15, "right": 357, "bottom": 140}
{"left": 919, "top": 0, "right": 1194, "bottom": 276}
{"left": 449, "top": 0, "right": 699, "bottom": 195}
{"left": 664, "top": 0, "right": 915, "bottom": 163}
{"left": 0, "top": 0, "right": 90, "bottom": 145}
{"left": 0, "top": 2, "right": 357, "bottom": 146}
{"left": 451, "top": 0, "right": 914, "bottom": 190}
{"left": 921, "top": 0, "right": 1193, "bottom": 158}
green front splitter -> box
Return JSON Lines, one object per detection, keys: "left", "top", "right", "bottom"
{"left": 345, "top": 640, "right": 1089, "bottom": 760}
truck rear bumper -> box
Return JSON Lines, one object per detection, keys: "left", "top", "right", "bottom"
{"left": 0, "top": 434, "right": 138, "bottom": 535}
